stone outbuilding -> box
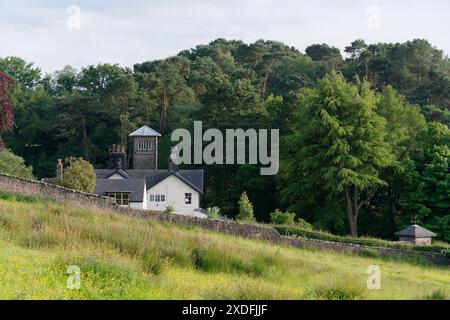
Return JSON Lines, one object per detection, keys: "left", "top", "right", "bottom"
{"left": 395, "top": 224, "right": 437, "bottom": 245}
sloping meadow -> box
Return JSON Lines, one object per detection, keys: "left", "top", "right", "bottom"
{"left": 0, "top": 193, "right": 448, "bottom": 300}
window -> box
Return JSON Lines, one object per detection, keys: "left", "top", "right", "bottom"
{"left": 138, "top": 140, "right": 152, "bottom": 151}
{"left": 185, "top": 193, "right": 192, "bottom": 205}
{"left": 108, "top": 193, "right": 130, "bottom": 206}
{"left": 150, "top": 194, "right": 166, "bottom": 203}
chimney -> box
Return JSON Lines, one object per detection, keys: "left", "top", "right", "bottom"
{"left": 110, "top": 144, "right": 127, "bottom": 170}
{"left": 56, "top": 159, "right": 63, "bottom": 179}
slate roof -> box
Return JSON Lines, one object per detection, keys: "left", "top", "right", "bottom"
{"left": 146, "top": 170, "right": 204, "bottom": 194}
{"left": 129, "top": 126, "right": 161, "bottom": 137}
{"left": 395, "top": 225, "right": 437, "bottom": 238}
{"left": 94, "top": 178, "right": 145, "bottom": 202}
{"left": 94, "top": 169, "right": 204, "bottom": 196}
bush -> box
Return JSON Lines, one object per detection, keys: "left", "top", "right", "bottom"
{"left": 164, "top": 204, "right": 175, "bottom": 214}
{"left": 51, "top": 157, "right": 96, "bottom": 193}
{"left": 206, "top": 207, "right": 221, "bottom": 220}
{"left": 235, "top": 192, "right": 255, "bottom": 222}
{"left": 0, "top": 149, "right": 34, "bottom": 179}
{"left": 296, "top": 218, "right": 313, "bottom": 231}
{"left": 270, "top": 209, "right": 295, "bottom": 225}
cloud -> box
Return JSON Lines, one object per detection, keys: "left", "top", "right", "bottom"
{"left": 0, "top": 0, "right": 449, "bottom": 73}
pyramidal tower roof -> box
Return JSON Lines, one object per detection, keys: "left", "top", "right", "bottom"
{"left": 394, "top": 224, "right": 437, "bottom": 238}
{"left": 129, "top": 126, "right": 161, "bottom": 137}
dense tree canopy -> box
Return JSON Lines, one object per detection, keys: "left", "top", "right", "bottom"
{"left": 1, "top": 38, "right": 449, "bottom": 240}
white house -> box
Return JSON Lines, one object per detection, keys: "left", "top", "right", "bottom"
{"left": 93, "top": 126, "right": 205, "bottom": 218}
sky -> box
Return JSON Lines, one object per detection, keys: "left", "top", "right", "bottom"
{"left": 1, "top": 0, "right": 449, "bottom": 73}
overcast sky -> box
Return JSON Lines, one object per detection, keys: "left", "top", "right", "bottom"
{"left": 1, "top": 0, "right": 449, "bottom": 73}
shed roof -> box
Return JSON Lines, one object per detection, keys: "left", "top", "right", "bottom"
{"left": 129, "top": 126, "right": 161, "bottom": 137}
{"left": 395, "top": 225, "right": 437, "bottom": 238}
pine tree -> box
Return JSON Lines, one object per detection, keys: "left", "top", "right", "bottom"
{"left": 236, "top": 192, "right": 256, "bottom": 222}
{"left": 281, "top": 72, "right": 395, "bottom": 237}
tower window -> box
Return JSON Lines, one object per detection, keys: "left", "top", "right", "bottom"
{"left": 138, "top": 140, "right": 152, "bottom": 151}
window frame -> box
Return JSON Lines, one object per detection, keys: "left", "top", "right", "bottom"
{"left": 108, "top": 193, "right": 130, "bottom": 206}
{"left": 185, "top": 193, "right": 192, "bottom": 205}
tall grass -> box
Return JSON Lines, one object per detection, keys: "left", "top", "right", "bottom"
{"left": 0, "top": 195, "right": 448, "bottom": 300}
{"left": 0, "top": 200, "right": 292, "bottom": 280}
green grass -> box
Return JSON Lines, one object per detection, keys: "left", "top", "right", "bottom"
{"left": 0, "top": 195, "right": 448, "bottom": 300}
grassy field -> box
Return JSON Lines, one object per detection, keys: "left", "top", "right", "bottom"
{"left": 0, "top": 193, "right": 448, "bottom": 300}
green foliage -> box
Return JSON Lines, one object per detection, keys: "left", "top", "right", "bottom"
{"left": 275, "top": 224, "right": 450, "bottom": 256}
{"left": 52, "top": 157, "right": 96, "bottom": 193}
{"left": 236, "top": 192, "right": 255, "bottom": 222}
{"left": 270, "top": 209, "right": 296, "bottom": 225}
{"left": 206, "top": 207, "right": 221, "bottom": 220}
{"left": 0, "top": 149, "right": 34, "bottom": 179}
{"left": 398, "top": 123, "right": 450, "bottom": 242}
{"left": 164, "top": 204, "right": 175, "bottom": 214}
{"left": 281, "top": 72, "right": 395, "bottom": 236}
{"left": 306, "top": 280, "right": 364, "bottom": 300}
{"left": 2, "top": 38, "right": 450, "bottom": 242}
{"left": 424, "top": 290, "right": 448, "bottom": 300}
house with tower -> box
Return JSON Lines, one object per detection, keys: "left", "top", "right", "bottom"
{"left": 93, "top": 125, "right": 205, "bottom": 217}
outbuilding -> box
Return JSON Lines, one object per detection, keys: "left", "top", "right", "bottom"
{"left": 395, "top": 224, "right": 437, "bottom": 245}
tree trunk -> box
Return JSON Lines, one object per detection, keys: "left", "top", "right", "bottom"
{"left": 81, "top": 115, "right": 89, "bottom": 161}
{"left": 345, "top": 186, "right": 359, "bottom": 237}
{"left": 159, "top": 89, "right": 169, "bottom": 134}
{"left": 262, "top": 73, "right": 269, "bottom": 97}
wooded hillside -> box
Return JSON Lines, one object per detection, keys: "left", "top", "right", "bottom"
{"left": 1, "top": 38, "right": 449, "bottom": 240}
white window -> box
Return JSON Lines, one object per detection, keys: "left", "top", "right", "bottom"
{"left": 150, "top": 194, "right": 166, "bottom": 203}
{"left": 185, "top": 193, "right": 192, "bottom": 205}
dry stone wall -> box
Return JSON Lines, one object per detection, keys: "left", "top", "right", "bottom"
{"left": 0, "top": 173, "right": 448, "bottom": 265}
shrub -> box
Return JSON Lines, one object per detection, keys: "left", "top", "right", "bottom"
{"left": 296, "top": 218, "right": 313, "bottom": 231}
{"left": 164, "top": 204, "right": 175, "bottom": 214}
{"left": 51, "top": 157, "right": 96, "bottom": 193}
{"left": 0, "top": 149, "right": 34, "bottom": 179}
{"left": 270, "top": 209, "right": 296, "bottom": 225}
{"left": 206, "top": 207, "right": 221, "bottom": 220}
{"left": 235, "top": 192, "right": 255, "bottom": 222}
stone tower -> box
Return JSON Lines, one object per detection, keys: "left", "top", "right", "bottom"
{"left": 129, "top": 125, "right": 161, "bottom": 170}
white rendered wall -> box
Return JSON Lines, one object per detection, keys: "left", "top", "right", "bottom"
{"left": 147, "top": 175, "right": 200, "bottom": 214}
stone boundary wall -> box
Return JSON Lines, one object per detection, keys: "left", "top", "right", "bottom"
{"left": 0, "top": 173, "right": 448, "bottom": 265}
{"left": 0, "top": 173, "right": 117, "bottom": 210}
